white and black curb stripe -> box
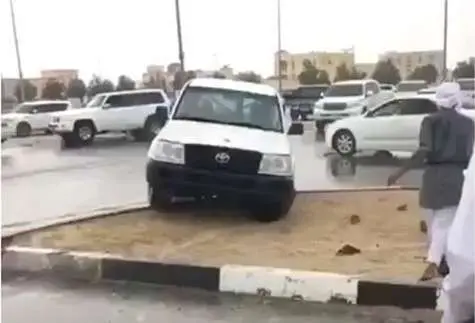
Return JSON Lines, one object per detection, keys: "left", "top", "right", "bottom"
{"left": 2, "top": 246, "right": 441, "bottom": 310}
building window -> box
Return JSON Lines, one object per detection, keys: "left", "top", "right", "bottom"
{"left": 328, "top": 59, "right": 332, "bottom": 65}
{"left": 291, "top": 60, "right": 295, "bottom": 70}
{"left": 280, "top": 60, "right": 288, "bottom": 73}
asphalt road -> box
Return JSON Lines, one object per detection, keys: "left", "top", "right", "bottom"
{"left": 1, "top": 130, "right": 422, "bottom": 230}
{"left": 2, "top": 275, "right": 440, "bottom": 323}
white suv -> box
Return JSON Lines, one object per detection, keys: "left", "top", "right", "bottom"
{"left": 2, "top": 100, "right": 72, "bottom": 137}
{"left": 49, "top": 89, "right": 171, "bottom": 147}
{"left": 312, "top": 79, "right": 394, "bottom": 132}
{"left": 146, "top": 78, "right": 304, "bottom": 222}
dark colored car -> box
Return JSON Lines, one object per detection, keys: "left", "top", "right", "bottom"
{"left": 283, "top": 85, "right": 329, "bottom": 121}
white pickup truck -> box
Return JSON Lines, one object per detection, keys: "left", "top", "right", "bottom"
{"left": 49, "top": 89, "right": 171, "bottom": 147}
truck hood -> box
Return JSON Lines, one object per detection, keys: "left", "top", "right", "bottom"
{"left": 319, "top": 96, "right": 364, "bottom": 104}
{"left": 157, "top": 120, "right": 291, "bottom": 155}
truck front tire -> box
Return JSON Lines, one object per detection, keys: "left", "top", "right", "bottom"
{"left": 250, "top": 193, "right": 294, "bottom": 223}
{"left": 73, "top": 121, "right": 96, "bottom": 145}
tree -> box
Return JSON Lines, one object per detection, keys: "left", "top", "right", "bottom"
{"left": 236, "top": 71, "right": 262, "bottom": 83}
{"left": 452, "top": 60, "right": 475, "bottom": 79}
{"left": 116, "top": 75, "right": 136, "bottom": 91}
{"left": 371, "top": 59, "right": 401, "bottom": 85}
{"left": 298, "top": 60, "right": 331, "bottom": 85}
{"left": 86, "top": 76, "right": 115, "bottom": 98}
{"left": 211, "top": 71, "right": 226, "bottom": 79}
{"left": 144, "top": 76, "right": 166, "bottom": 89}
{"left": 14, "top": 79, "right": 37, "bottom": 102}
{"left": 334, "top": 63, "right": 351, "bottom": 82}
{"left": 42, "top": 78, "right": 65, "bottom": 99}
{"left": 66, "top": 78, "right": 86, "bottom": 101}
{"left": 349, "top": 67, "right": 367, "bottom": 80}
{"left": 408, "top": 64, "right": 438, "bottom": 84}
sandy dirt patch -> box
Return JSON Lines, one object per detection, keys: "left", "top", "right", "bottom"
{"left": 13, "top": 191, "right": 428, "bottom": 280}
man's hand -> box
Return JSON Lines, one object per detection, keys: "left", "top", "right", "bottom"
{"left": 387, "top": 173, "right": 400, "bottom": 186}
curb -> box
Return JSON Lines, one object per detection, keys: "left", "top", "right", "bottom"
{"left": 1, "top": 203, "right": 149, "bottom": 239}
{"left": 2, "top": 246, "right": 441, "bottom": 310}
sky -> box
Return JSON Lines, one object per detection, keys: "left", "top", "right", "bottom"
{"left": 0, "top": 0, "right": 474, "bottom": 83}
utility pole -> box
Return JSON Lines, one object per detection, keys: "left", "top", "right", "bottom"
{"left": 277, "top": 0, "right": 283, "bottom": 92}
{"left": 9, "top": 0, "right": 25, "bottom": 102}
{"left": 442, "top": 0, "right": 448, "bottom": 80}
{"left": 174, "top": 0, "right": 185, "bottom": 72}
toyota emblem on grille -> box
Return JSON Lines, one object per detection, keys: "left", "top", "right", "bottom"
{"left": 215, "top": 152, "right": 230, "bottom": 164}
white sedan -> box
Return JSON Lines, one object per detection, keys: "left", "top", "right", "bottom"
{"left": 325, "top": 94, "right": 475, "bottom": 156}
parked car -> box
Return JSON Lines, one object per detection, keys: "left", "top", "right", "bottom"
{"left": 325, "top": 94, "right": 475, "bottom": 156}
{"left": 380, "top": 84, "right": 396, "bottom": 92}
{"left": 146, "top": 78, "right": 304, "bottom": 222}
{"left": 284, "top": 84, "right": 329, "bottom": 121}
{"left": 396, "top": 80, "right": 428, "bottom": 94}
{"left": 49, "top": 89, "right": 171, "bottom": 147}
{"left": 311, "top": 79, "right": 395, "bottom": 132}
{"left": 1, "top": 100, "right": 72, "bottom": 137}
{"left": 455, "top": 78, "right": 475, "bottom": 109}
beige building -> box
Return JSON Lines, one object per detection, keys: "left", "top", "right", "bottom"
{"left": 378, "top": 50, "right": 444, "bottom": 80}
{"left": 274, "top": 50, "right": 355, "bottom": 82}
{"left": 40, "top": 69, "right": 79, "bottom": 86}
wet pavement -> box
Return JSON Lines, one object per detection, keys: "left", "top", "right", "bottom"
{"left": 1, "top": 129, "right": 422, "bottom": 230}
{"left": 2, "top": 275, "right": 440, "bottom": 323}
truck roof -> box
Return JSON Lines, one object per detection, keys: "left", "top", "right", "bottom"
{"left": 188, "top": 78, "right": 278, "bottom": 96}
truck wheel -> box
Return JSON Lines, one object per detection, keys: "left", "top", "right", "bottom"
{"left": 148, "top": 184, "right": 172, "bottom": 211}
{"left": 250, "top": 194, "right": 294, "bottom": 223}
{"left": 16, "top": 122, "right": 32, "bottom": 137}
{"left": 73, "top": 121, "right": 95, "bottom": 145}
{"left": 144, "top": 117, "right": 162, "bottom": 140}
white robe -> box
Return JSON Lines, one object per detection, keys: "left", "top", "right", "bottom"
{"left": 442, "top": 149, "right": 475, "bottom": 323}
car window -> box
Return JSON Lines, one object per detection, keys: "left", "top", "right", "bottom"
{"left": 105, "top": 94, "right": 134, "bottom": 108}
{"left": 30, "top": 104, "right": 51, "bottom": 113}
{"left": 133, "top": 92, "right": 165, "bottom": 105}
{"left": 399, "top": 98, "right": 438, "bottom": 115}
{"left": 173, "top": 86, "right": 282, "bottom": 132}
{"left": 368, "top": 100, "right": 401, "bottom": 117}
{"left": 396, "top": 82, "right": 427, "bottom": 92}
{"left": 44, "top": 103, "right": 69, "bottom": 112}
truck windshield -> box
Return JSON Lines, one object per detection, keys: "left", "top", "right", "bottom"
{"left": 324, "top": 84, "right": 363, "bottom": 97}
{"left": 293, "top": 86, "right": 328, "bottom": 99}
{"left": 396, "top": 82, "right": 427, "bottom": 92}
{"left": 173, "top": 86, "right": 283, "bottom": 132}
{"left": 86, "top": 95, "right": 106, "bottom": 108}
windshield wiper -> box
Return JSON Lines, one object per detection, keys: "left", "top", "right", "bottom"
{"left": 173, "top": 115, "right": 219, "bottom": 123}
{"left": 221, "top": 121, "right": 276, "bottom": 131}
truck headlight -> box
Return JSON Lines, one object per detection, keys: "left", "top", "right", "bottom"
{"left": 147, "top": 139, "right": 185, "bottom": 164}
{"left": 258, "top": 154, "right": 292, "bottom": 176}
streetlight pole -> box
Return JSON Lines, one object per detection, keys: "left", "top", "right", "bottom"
{"left": 9, "top": 0, "right": 25, "bottom": 102}
{"left": 442, "top": 0, "right": 448, "bottom": 80}
{"left": 174, "top": 0, "right": 185, "bottom": 72}
{"left": 277, "top": 0, "right": 282, "bottom": 92}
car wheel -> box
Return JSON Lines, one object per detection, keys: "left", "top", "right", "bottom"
{"left": 16, "top": 122, "right": 31, "bottom": 137}
{"left": 332, "top": 129, "right": 356, "bottom": 157}
{"left": 73, "top": 121, "right": 95, "bottom": 145}
{"left": 148, "top": 184, "right": 172, "bottom": 211}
